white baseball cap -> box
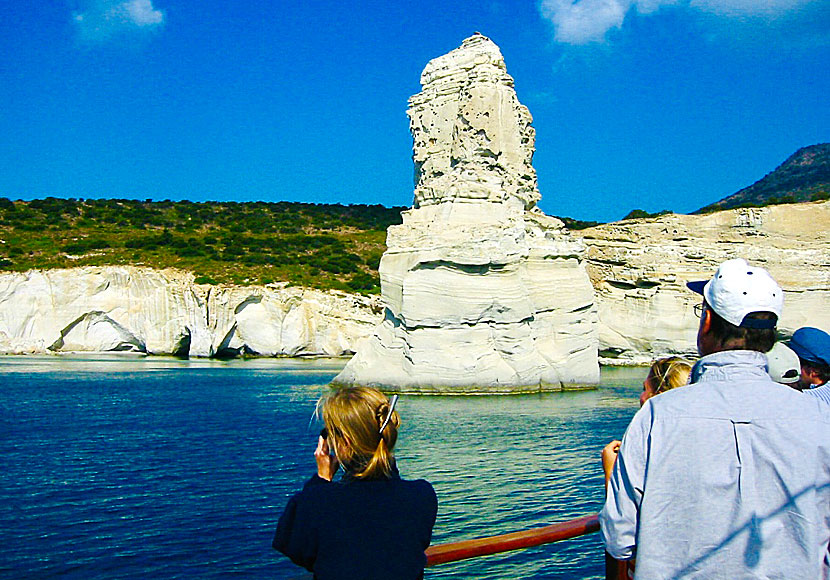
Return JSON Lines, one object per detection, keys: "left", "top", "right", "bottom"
{"left": 686, "top": 258, "right": 783, "bottom": 329}
{"left": 766, "top": 342, "right": 800, "bottom": 384}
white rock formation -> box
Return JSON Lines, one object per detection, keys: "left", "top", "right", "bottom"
{"left": 581, "top": 201, "right": 830, "bottom": 364}
{"left": 333, "top": 34, "right": 599, "bottom": 393}
{"left": 0, "top": 266, "right": 380, "bottom": 358}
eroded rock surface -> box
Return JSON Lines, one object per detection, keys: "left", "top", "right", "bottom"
{"left": 582, "top": 201, "right": 830, "bottom": 363}
{"left": 0, "top": 266, "right": 380, "bottom": 357}
{"left": 333, "top": 34, "right": 599, "bottom": 393}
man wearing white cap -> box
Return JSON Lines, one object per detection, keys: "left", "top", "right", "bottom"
{"left": 600, "top": 258, "right": 830, "bottom": 579}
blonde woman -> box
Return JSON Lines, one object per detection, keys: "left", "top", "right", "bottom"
{"left": 273, "top": 387, "right": 437, "bottom": 580}
{"left": 602, "top": 357, "right": 693, "bottom": 485}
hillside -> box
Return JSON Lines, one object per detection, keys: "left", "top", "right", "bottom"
{"left": 697, "top": 143, "right": 830, "bottom": 213}
{"left": 0, "top": 198, "right": 405, "bottom": 294}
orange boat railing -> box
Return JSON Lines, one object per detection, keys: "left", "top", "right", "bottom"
{"left": 425, "top": 513, "right": 628, "bottom": 580}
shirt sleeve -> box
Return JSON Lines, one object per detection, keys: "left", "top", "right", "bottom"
{"left": 599, "top": 403, "right": 651, "bottom": 560}
{"left": 272, "top": 475, "right": 329, "bottom": 571}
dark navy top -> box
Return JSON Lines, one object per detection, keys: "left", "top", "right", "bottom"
{"left": 273, "top": 467, "right": 438, "bottom": 580}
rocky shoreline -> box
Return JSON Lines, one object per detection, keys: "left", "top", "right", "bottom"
{"left": 2, "top": 199, "right": 826, "bottom": 370}
{"left": 583, "top": 200, "right": 830, "bottom": 363}
{"left": 0, "top": 266, "right": 381, "bottom": 359}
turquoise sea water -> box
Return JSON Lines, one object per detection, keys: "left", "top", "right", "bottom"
{"left": 0, "top": 355, "right": 644, "bottom": 579}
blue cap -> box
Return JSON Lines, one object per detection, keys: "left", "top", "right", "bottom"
{"left": 788, "top": 327, "right": 830, "bottom": 366}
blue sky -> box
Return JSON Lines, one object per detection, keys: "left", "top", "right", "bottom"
{"left": 2, "top": 1, "right": 828, "bottom": 222}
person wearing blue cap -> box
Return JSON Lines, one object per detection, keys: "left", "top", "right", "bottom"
{"left": 600, "top": 258, "right": 830, "bottom": 579}
{"left": 789, "top": 326, "right": 830, "bottom": 403}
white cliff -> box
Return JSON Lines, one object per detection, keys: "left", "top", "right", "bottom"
{"left": 0, "top": 266, "right": 380, "bottom": 358}
{"left": 333, "top": 34, "right": 599, "bottom": 393}
{"left": 581, "top": 201, "right": 830, "bottom": 363}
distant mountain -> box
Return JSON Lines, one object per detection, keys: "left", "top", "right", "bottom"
{"left": 697, "top": 143, "right": 830, "bottom": 213}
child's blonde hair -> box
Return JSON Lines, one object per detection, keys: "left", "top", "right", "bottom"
{"left": 648, "top": 357, "right": 692, "bottom": 394}
{"left": 321, "top": 386, "right": 399, "bottom": 480}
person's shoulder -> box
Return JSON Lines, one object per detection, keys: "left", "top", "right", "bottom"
{"left": 400, "top": 477, "right": 436, "bottom": 494}
{"left": 642, "top": 377, "right": 742, "bottom": 415}
{"left": 794, "top": 391, "right": 830, "bottom": 444}
{"left": 398, "top": 478, "right": 438, "bottom": 505}
{"left": 657, "top": 373, "right": 830, "bottom": 422}
{"left": 805, "top": 383, "right": 830, "bottom": 401}
{"left": 802, "top": 388, "right": 830, "bottom": 420}
{"left": 641, "top": 382, "right": 697, "bottom": 411}
{"left": 293, "top": 475, "right": 338, "bottom": 503}
{"left": 758, "top": 379, "right": 830, "bottom": 416}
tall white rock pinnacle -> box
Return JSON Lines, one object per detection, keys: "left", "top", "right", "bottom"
{"left": 408, "top": 33, "right": 541, "bottom": 211}
{"left": 334, "top": 34, "right": 599, "bottom": 393}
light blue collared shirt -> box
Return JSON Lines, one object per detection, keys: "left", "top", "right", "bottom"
{"left": 806, "top": 382, "right": 830, "bottom": 406}
{"left": 600, "top": 350, "right": 830, "bottom": 579}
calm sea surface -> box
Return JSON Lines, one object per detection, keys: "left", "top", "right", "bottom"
{"left": 0, "top": 355, "right": 645, "bottom": 579}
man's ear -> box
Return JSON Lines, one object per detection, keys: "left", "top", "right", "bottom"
{"left": 700, "top": 308, "right": 712, "bottom": 334}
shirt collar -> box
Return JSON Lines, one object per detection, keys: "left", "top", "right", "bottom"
{"left": 690, "top": 350, "right": 770, "bottom": 384}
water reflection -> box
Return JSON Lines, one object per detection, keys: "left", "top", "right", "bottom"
{"left": 392, "top": 372, "right": 644, "bottom": 579}
{"left": 0, "top": 353, "right": 351, "bottom": 375}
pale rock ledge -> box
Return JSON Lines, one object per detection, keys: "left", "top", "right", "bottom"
{"left": 581, "top": 201, "right": 830, "bottom": 364}
{"left": 0, "top": 266, "right": 381, "bottom": 358}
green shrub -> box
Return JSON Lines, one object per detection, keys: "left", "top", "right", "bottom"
{"left": 556, "top": 216, "right": 602, "bottom": 230}
{"left": 176, "top": 245, "right": 205, "bottom": 258}
{"left": 222, "top": 246, "right": 244, "bottom": 258}
{"left": 365, "top": 250, "right": 384, "bottom": 270}
{"left": 242, "top": 254, "right": 268, "bottom": 265}
{"left": 767, "top": 195, "right": 796, "bottom": 205}
{"left": 347, "top": 272, "right": 379, "bottom": 292}
{"left": 62, "top": 238, "right": 111, "bottom": 254}
{"left": 622, "top": 209, "right": 671, "bottom": 220}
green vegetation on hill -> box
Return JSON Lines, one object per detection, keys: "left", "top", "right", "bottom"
{"left": 0, "top": 198, "right": 404, "bottom": 294}
{"left": 556, "top": 216, "right": 602, "bottom": 230}
{"left": 621, "top": 209, "right": 671, "bottom": 221}
{"left": 697, "top": 143, "right": 830, "bottom": 213}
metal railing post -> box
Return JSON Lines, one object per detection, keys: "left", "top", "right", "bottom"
{"left": 605, "top": 550, "right": 630, "bottom": 580}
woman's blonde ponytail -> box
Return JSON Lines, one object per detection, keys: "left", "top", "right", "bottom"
{"left": 321, "top": 387, "right": 399, "bottom": 480}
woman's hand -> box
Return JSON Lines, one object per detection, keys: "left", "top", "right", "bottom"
{"left": 315, "top": 435, "right": 340, "bottom": 481}
{"left": 602, "top": 440, "right": 621, "bottom": 487}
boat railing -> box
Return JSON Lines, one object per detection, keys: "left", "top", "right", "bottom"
{"left": 425, "top": 513, "right": 629, "bottom": 580}
{"left": 290, "top": 513, "right": 628, "bottom": 579}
